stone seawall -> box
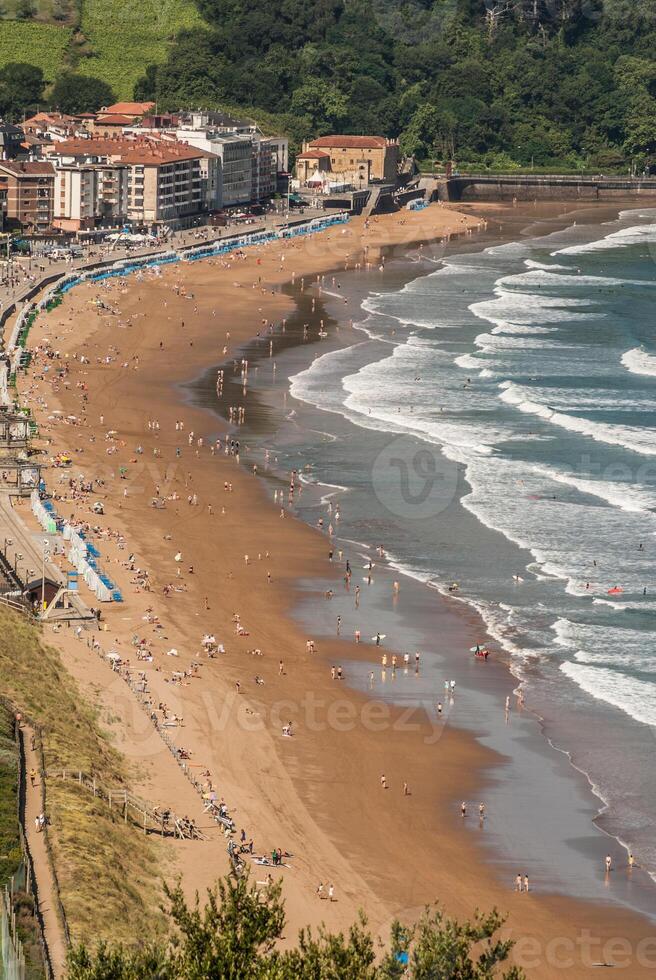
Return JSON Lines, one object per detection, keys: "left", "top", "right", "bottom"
{"left": 438, "top": 176, "right": 656, "bottom": 202}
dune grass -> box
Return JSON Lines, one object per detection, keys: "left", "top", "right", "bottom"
{"left": 0, "top": 607, "right": 166, "bottom": 946}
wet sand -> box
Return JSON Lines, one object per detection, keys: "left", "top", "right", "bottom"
{"left": 14, "top": 205, "right": 656, "bottom": 975}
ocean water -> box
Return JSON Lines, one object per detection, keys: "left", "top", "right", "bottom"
{"left": 283, "top": 208, "right": 656, "bottom": 879}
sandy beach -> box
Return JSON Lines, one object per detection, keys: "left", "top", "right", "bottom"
{"left": 12, "top": 204, "right": 656, "bottom": 976}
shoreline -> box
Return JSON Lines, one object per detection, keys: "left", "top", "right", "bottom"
{"left": 8, "top": 203, "right": 656, "bottom": 974}
{"left": 187, "top": 198, "right": 656, "bottom": 909}
{"left": 193, "top": 198, "right": 656, "bottom": 858}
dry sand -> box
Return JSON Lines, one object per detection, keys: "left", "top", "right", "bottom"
{"left": 13, "top": 206, "right": 656, "bottom": 976}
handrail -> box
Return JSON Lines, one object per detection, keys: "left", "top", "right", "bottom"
{"left": 43, "top": 768, "right": 202, "bottom": 840}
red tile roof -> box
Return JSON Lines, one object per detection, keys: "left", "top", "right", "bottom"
{"left": 93, "top": 114, "right": 134, "bottom": 125}
{"left": 296, "top": 150, "right": 330, "bottom": 160}
{"left": 310, "top": 136, "right": 388, "bottom": 149}
{"left": 0, "top": 161, "right": 55, "bottom": 176}
{"left": 22, "top": 111, "right": 78, "bottom": 126}
{"left": 51, "top": 137, "right": 212, "bottom": 166}
{"left": 100, "top": 101, "right": 155, "bottom": 117}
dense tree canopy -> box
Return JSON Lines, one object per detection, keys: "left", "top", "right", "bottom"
{"left": 0, "top": 62, "right": 44, "bottom": 118}
{"left": 133, "top": 0, "right": 656, "bottom": 169}
{"left": 49, "top": 73, "right": 115, "bottom": 114}
{"left": 66, "top": 872, "right": 526, "bottom": 979}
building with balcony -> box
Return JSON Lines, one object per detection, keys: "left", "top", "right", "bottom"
{"left": 54, "top": 163, "right": 128, "bottom": 231}
{"left": 0, "top": 161, "right": 55, "bottom": 233}
{"left": 47, "top": 138, "right": 219, "bottom": 229}
{"left": 176, "top": 129, "right": 253, "bottom": 207}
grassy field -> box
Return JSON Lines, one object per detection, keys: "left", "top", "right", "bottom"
{"left": 0, "top": 20, "right": 72, "bottom": 82}
{"left": 74, "top": 0, "right": 203, "bottom": 99}
{"left": 0, "top": 607, "right": 166, "bottom": 946}
{"left": 0, "top": 0, "right": 204, "bottom": 99}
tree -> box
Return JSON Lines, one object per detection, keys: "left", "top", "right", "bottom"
{"left": 48, "top": 73, "right": 115, "bottom": 114}
{"left": 0, "top": 62, "right": 44, "bottom": 118}
{"left": 66, "top": 871, "right": 526, "bottom": 979}
{"left": 14, "top": 0, "right": 35, "bottom": 19}
{"left": 290, "top": 79, "right": 349, "bottom": 133}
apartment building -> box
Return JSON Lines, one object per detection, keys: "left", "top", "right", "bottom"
{"left": 54, "top": 163, "right": 128, "bottom": 231}
{"left": 251, "top": 136, "right": 289, "bottom": 200}
{"left": 48, "top": 138, "right": 220, "bottom": 228}
{"left": 176, "top": 129, "right": 252, "bottom": 207}
{"left": 0, "top": 161, "right": 55, "bottom": 232}
{"left": 119, "top": 144, "right": 219, "bottom": 224}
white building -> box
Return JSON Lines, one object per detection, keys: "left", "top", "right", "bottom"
{"left": 54, "top": 163, "right": 128, "bottom": 231}
{"left": 47, "top": 138, "right": 220, "bottom": 229}
{"left": 176, "top": 129, "right": 254, "bottom": 207}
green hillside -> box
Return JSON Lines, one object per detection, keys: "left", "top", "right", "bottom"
{"left": 75, "top": 0, "right": 203, "bottom": 99}
{"left": 0, "top": 0, "right": 203, "bottom": 100}
{"left": 0, "top": 20, "right": 72, "bottom": 82}
{"left": 0, "top": 0, "right": 655, "bottom": 170}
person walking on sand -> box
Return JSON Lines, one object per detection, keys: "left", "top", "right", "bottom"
{"left": 317, "top": 882, "right": 324, "bottom": 899}
{"left": 29, "top": 767, "right": 37, "bottom": 787}
{"left": 515, "top": 873, "right": 523, "bottom": 892}
{"left": 523, "top": 874, "right": 529, "bottom": 893}
{"left": 403, "top": 781, "right": 410, "bottom": 796}
{"left": 328, "top": 883, "right": 335, "bottom": 902}
{"left": 381, "top": 774, "right": 387, "bottom": 790}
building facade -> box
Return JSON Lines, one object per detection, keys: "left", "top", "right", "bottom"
{"left": 0, "top": 161, "right": 55, "bottom": 232}
{"left": 295, "top": 136, "right": 399, "bottom": 188}
{"left": 54, "top": 163, "right": 128, "bottom": 231}
{"left": 47, "top": 139, "right": 219, "bottom": 229}
{"left": 176, "top": 129, "right": 253, "bottom": 207}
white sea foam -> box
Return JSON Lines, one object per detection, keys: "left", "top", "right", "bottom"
{"left": 560, "top": 661, "right": 656, "bottom": 728}
{"left": 621, "top": 347, "right": 656, "bottom": 378}
{"left": 470, "top": 288, "right": 603, "bottom": 331}
{"left": 524, "top": 259, "right": 571, "bottom": 271}
{"left": 499, "top": 381, "right": 656, "bottom": 457}
{"left": 552, "top": 222, "right": 656, "bottom": 256}
{"left": 490, "top": 322, "right": 557, "bottom": 335}
{"left": 498, "top": 269, "right": 653, "bottom": 289}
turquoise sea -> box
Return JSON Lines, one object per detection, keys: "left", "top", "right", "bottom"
{"left": 195, "top": 205, "right": 656, "bottom": 906}
{"left": 283, "top": 207, "right": 656, "bottom": 881}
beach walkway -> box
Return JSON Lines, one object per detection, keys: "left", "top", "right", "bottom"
{"left": 23, "top": 725, "right": 68, "bottom": 978}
